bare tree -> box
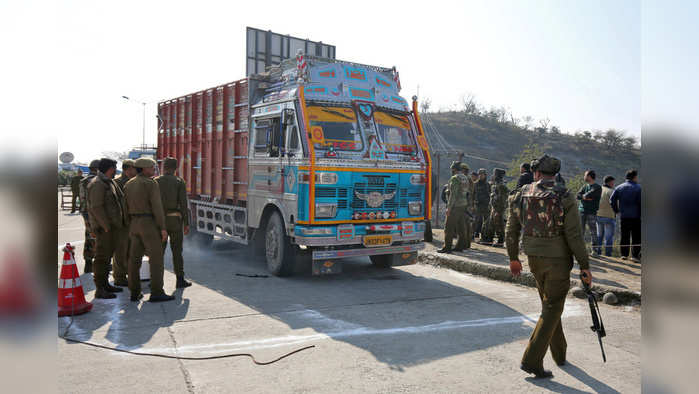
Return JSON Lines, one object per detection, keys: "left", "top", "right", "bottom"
{"left": 522, "top": 115, "right": 534, "bottom": 131}
{"left": 420, "top": 97, "right": 432, "bottom": 113}
{"left": 460, "top": 93, "right": 479, "bottom": 115}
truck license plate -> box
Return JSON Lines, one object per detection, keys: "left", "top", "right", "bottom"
{"left": 363, "top": 235, "right": 392, "bottom": 247}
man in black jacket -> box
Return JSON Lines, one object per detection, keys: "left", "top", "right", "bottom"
{"left": 473, "top": 168, "right": 490, "bottom": 239}
{"left": 517, "top": 163, "right": 534, "bottom": 189}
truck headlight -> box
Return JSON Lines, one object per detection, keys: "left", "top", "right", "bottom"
{"left": 315, "top": 172, "right": 338, "bottom": 185}
{"left": 408, "top": 201, "right": 422, "bottom": 215}
{"left": 315, "top": 203, "right": 337, "bottom": 218}
{"left": 300, "top": 227, "right": 334, "bottom": 236}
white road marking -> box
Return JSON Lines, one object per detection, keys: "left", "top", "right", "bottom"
{"left": 135, "top": 306, "right": 584, "bottom": 356}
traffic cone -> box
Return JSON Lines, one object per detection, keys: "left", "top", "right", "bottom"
{"left": 58, "top": 243, "right": 93, "bottom": 317}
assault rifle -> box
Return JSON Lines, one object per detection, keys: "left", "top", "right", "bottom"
{"left": 581, "top": 272, "right": 607, "bottom": 362}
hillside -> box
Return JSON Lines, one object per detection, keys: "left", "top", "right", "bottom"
{"left": 423, "top": 111, "right": 641, "bottom": 188}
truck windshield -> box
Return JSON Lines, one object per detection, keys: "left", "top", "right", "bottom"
{"left": 374, "top": 111, "right": 418, "bottom": 155}
{"left": 307, "top": 105, "right": 363, "bottom": 152}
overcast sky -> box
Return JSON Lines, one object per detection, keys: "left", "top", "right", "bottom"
{"left": 2, "top": 0, "right": 654, "bottom": 163}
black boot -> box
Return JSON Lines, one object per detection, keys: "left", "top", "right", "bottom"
{"left": 105, "top": 284, "right": 123, "bottom": 293}
{"left": 130, "top": 293, "right": 143, "bottom": 302}
{"left": 176, "top": 276, "right": 192, "bottom": 288}
{"left": 149, "top": 293, "right": 175, "bottom": 303}
{"left": 437, "top": 246, "right": 452, "bottom": 253}
{"left": 94, "top": 288, "right": 116, "bottom": 299}
{"left": 520, "top": 364, "right": 553, "bottom": 379}
{"left": 84, "top": 260, "right": 93, "bottom": 274}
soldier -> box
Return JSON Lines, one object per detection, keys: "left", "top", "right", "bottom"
{"left": 506, "top": 155, "right": 592, "bottom": 379}
{"left": 473, "top": 168, "right": 490, "bottom": 239}
{"left": 454, "top": 162, "right": 474, "bottom": 250}
{"left": 124, "top": 157, "right": 173, "bottom": 302}
{"left": 438, "top": 161, "right": 469, "bottom": 253}
{"left": 480, "top": 168, "right": 509, "bottom": 246}
{"left": 79, "top": 160, "right": 100, "bottom": 273}
{"left": 70, "top": 169, "right": 83, "bottom": 213}
{"left": 87, "top": 158, "right": 127, "bottom": 299}
{"left": 155, "top": 157, "right": 192, "bottom": 288}
{"left": 111, "top": 159, "right": 136, "bottom": 286}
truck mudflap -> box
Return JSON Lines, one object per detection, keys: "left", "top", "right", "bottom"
{"left": 311, "top": 243, "right": 424, "bottom": 261}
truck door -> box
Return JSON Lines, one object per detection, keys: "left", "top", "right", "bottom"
{"left": 281, "top": 108, "right": 301, "bottom": 223}
{"left": 248, "top": 115, "right": 284, "bottom": 229}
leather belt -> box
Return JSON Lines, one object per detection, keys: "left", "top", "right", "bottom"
{"left": 166, "top": 212, "right": 182, "bottom": 217}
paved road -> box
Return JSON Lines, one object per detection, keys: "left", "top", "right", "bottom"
{"left": 58, "top": 210, "right": 640, "bottom": 393}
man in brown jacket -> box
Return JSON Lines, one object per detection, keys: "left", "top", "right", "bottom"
{"left": 124, "top": 157, "right": 173, "bottom": 302}
{"left": 156, "top": 157, "right": 192, "bottom": 288}
{"left": 87, "top": 158, "right": 127, "bottom": 299}
{"left": 111, "top": 159, "right": 136, "bottom": 286}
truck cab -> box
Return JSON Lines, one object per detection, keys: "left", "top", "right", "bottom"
{"left": 246, "top": 56, "right": 431, "bottom": 275}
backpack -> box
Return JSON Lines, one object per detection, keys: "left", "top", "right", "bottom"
{"left": 519, "top": 182, "right": 565, "bottom": 238}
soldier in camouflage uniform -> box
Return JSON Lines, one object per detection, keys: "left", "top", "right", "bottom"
{"left": 454, "top": 162, "right": 474, "bottom": 250}
{"left": 473, "top": 168, "right": 490, "bottom": 239}
{"left": 79, "top": 160, "right": 100, "bottom": 274}
{"left": 506, "top": 155, "right": 592, "bottom": 379}
{"left": 156, "top": 157, "right": 192, "bottom": 288}
{"left": 480, "top": 168, "right": 509, "bottom": 246}
{"left": 438, "top": 161, "right": 470, "bottom": 253}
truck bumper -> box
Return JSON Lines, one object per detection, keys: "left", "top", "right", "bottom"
{"left": 311, "top": 242, "right": 424, "bottom": 261}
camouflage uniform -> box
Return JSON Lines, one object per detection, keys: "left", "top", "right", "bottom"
{"left": 473, "top": 168, "right": 490, "bottom": 238}
{"left": 439, "top": 162, "right": 470, "bottom": 252}
{"left": 505, "top": 155, "right": 589, "bottom": 375}
{"left": 454, "top": 162, "right": 474, "bottom": 250}
{"left": 79, "top": 161, "right": 99, "bottom": 273}
{"left": 482, "top": 168, "right": 509, "bottom": 245}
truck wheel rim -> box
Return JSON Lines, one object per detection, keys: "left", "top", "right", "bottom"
{"left": 266, "top": 223, "right": 279, "bottom": 262}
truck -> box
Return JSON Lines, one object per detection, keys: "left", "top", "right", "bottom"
{"left": 156, "top": 53, "right": 433, "bottom": 276}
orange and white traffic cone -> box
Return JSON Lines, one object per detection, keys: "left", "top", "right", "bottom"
{"left": 58, "top": 243, "right": 92, "bottom": 317}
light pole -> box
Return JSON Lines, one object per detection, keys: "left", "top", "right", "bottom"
{"left": 122, "top": 96, "right": 147, "bottom": 150}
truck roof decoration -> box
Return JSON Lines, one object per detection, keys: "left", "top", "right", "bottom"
{"left": 256, "top": 55, "right": 409, "bottom": 112}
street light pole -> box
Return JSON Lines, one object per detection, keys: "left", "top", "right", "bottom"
{"left": 122, "top": 95, "right": 147, "bottom": 150}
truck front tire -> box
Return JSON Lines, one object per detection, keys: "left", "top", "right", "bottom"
{"left": 265, "top": 211, "right": 295, "bottom": 276}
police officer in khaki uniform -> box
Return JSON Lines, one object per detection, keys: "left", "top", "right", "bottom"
{"left": 156, "top": 157, "right": 192, "bottom": 288}
{"left": 124, "top": 157, "right": 173, "bottom": 302}
{"left": 438, "top": 161, "right": 470, "bottom": 253}
{"left": 111, "top": 159, "right": 136, "bottom": 286}
{"left": 79, "top": 160, "right": 100, "bottom": 273}
{"left": 506, "top": 155, "right": 592, "bottom": 379}
{"left": 87, "top": 158, "right": 127, "bottom": 299}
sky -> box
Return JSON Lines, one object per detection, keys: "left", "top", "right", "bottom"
{"left": 0, "top": 0, "right": 653, "bottom": 164}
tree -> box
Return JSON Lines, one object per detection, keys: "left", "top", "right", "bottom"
{"left": 550, "top": 125, "right": 561, "bottom": 135}
{"left": 460, "top": 93, "right": 479, "bottom": 116}
{"left": 522, "top": 116, "right": 534, "bottom": 131}
{"left": 505, "top": 143, "right": 546, "bottom": 189}
{"left": 420, "top": 97, "right": 432, "bottom": 113}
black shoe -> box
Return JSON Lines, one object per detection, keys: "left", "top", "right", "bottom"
{"left": 149, "top": 294, "right": 175, "bottom": 303}
{"left": 114, "top": 279, "right": 129, "bottom": 287}
{"left": 621, "top": 256, "right": 628, "bottom": 260}
{"left": 105, "top": 284, "right": 123, "bottom": 293}
{"left": 555, "top": 360, "right": 566, "bottom": 367}
{"left": 520, "top": 364, "right": 553, "bottom": 379}
{"left": 130, "top": 293, "right": 143, "bottom": 302}
{"left": 176, "top": 277, "right": 192, "bottom": 288}
{"left": 94, "top": 289, "right": 116, "bottom": 299}
{"left": 84, "top": 261, "right": 93, "bottom": 274}
{"left": 437, "top": 247, "right": 452, "bottom": 253}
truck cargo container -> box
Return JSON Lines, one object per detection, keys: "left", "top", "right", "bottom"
{"left": 157, "top": 53, "right": 432, "bottom": 275}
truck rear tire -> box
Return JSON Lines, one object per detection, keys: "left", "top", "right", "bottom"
{"left": 369, "top": 254, "right": 392, "bottom": 268}
{"left": 265, "top": 211, "right": 295, "bottom": 276}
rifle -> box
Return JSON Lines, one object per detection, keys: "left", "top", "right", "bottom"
{"left": 581, "top": 272, "right": 607, "bottom": 362}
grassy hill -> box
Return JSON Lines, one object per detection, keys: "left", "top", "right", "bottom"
{"left": 423, "top": 110, "right": 641, "bottom": 190}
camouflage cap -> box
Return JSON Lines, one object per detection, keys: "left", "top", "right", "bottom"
{"left": 89, "top": 159, "right": 100, "bottom": 169}
{"left": 460, "top": 163, "right": 470, "bottom": 172}
{"left": 134, "top": 157, "right": 156, "bottom": 169}
{"left": 121, "top": 159, "right": 135, "bottom": 170}
{"left": 450, "top": 161, "right": 462, "bottom": 170}
{"left": 163, "top": 157, "right": 178, "bottom": 171}
{"left": 478, "top": 168, "right": 487, "bottom": 175}
{"left": 531, "top": 154, "right": 561, "bottom": 175}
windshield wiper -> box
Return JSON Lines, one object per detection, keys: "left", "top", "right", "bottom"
{"left": 321, "top": 108, "right": 354, "bottom": 121}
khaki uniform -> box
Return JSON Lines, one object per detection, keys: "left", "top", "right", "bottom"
{"left": 455, "top": 176, "right": 474, "bottom": 250}
{"left": 506, "top": 179, "right": 589, "bottom": 370}
{"left": 112, "top": 173, "right": 132, "bottom": 282}
{"left": 155, "top": 174, "right": 189, "bottom": 278}
{"left": 444, "top": 173, "right": 470, "bottom": 249}
{"left": 70, "top": 174, "right": 82, "bottom": 212}
{"left": 124, "top": 174, "right": 167, "bottom": 297}
{"left": 79, "top": 172, "right": 97, "bottom": 263}
{"left": 87, "top": 173, "right": 127, "bottom": 290}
